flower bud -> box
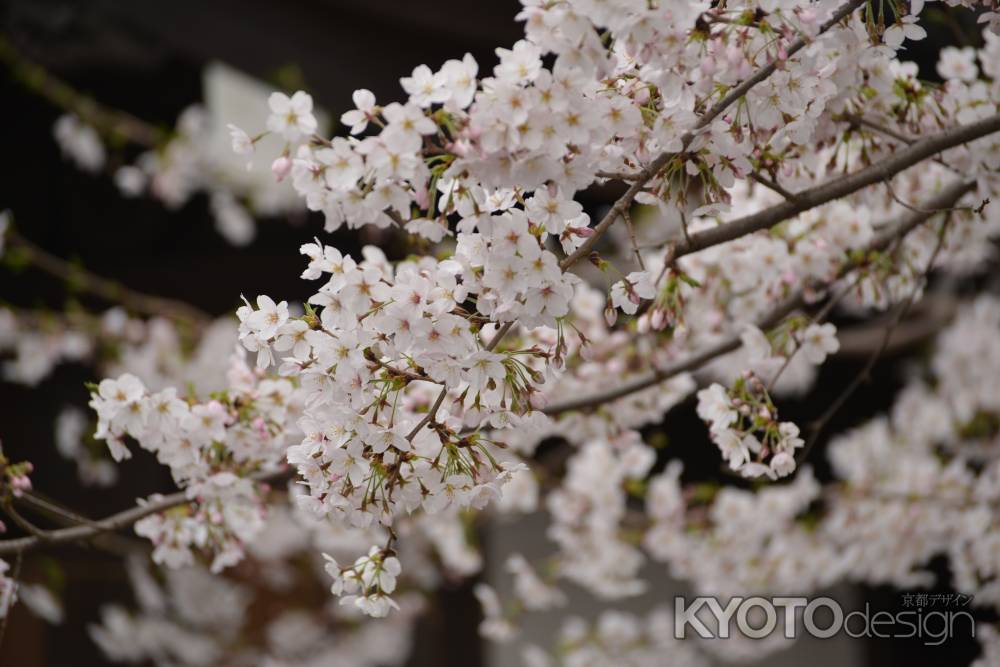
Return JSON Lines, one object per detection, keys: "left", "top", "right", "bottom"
{"left": 650, "top": 307, "right": 668, "bottom": 331}
{"left": 604, "top": 304, "right": 618, "bottom": 327}
{"left": 271, "top": 156, "right": 293, "bottom": 182}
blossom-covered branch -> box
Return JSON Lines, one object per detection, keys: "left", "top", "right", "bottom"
{"left": 543, "top": 177, "right": 977, "bottom": 415}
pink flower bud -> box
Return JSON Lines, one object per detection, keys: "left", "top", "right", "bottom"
{"left": 604, "top": 304, "right": 618, "bottom": 327}
{"left": 529, "top": 391, "right": 548, "bottom": 410}
{"left": 271, "top": 156, "right": 293, "bottom": 182}
{"left": 650, "top": 307, "right": 668, "bottom": 331}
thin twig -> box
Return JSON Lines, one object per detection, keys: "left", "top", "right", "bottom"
{"left": 847, "top": 114, "right": 917, "bottom": 144}
{"left": 8, "top": 231, "right": 210, "bottom": 326}
{"left": 406, "top": 386, "right": 447, "bottom": 442}
{"left": 0, "top": 37, "right": 166, "bottom": 147}
{"left": 0, "top": 467, "right": 289, "bottom": 556}
{"left": 750, "top": 172, "right": 797, "bottom": 202}
{"left": 621, "top": 209, "right": 646, "bottom": 270}
{"left": 764, "top": 273, "right": 864, "bottom": 393}
{"left": 2, "top": 501, "right": 50, "bottom": 540}
{"left": 845, "top": 113, "right": 962, "bottom": 174}
{"left": 882, "top": 177, "right": 969, "bottom": 215}
{"left": 369, "top": 357, "right": 442, "bottom": 385}
{"left": 796, "top": 212, "right": 956, "bottom": 464}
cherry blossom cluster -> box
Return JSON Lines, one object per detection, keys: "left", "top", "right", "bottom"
{"left": 210, "top": 0, "right": 1000, "bottom": 621}
{"left": 88, "top": 351, "right": 291, "bottom": 570}
{"left": 89, "top": 503, "right": 424, "bottom": 667}
{"left": 696, "top": 373, "right": 807, "bottom": 479}
{"left": 0, "top": 304, "right": 234, "bottom": 388}
{"left": 51, "top": 103, "right": 307, "bottom": 246}
{"left": 519, "top": 608, "right": 708, "bottom": 667}
{"left": 7, "top": 0, "right": 1000, "bottom": 662}
{"left": 322, "top": 546, "right": 402, "bottom": 618}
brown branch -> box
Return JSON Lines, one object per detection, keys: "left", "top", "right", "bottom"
{"left": 670, "top": 114, "right": 1000, "bottom": 260}
{"left": 7, "top": 231, "right": 210, "bottom": 326}
{"left": 0, "top": 37, "right": 166, "bottom": 147}
{"left": 834, "top": 294, "right": 957, "bottom": 357}
{"left": 621, "top": 209, "right": 646, "bottom": 270}
{"left": 406, "top": 385, "right": 448, "bottom": 441}
{"left": 543, "top": 179, "right": 975, "bottom": 416}
{"left": 750, "top": 172, "right": 796, "bottom": 201}
{"left": 0, "top": 467, "right": 290, "bottom": 556}
{"left": 847, "top": 114, "right": 917, "bottom": 145}
{"left": 369, "top": 357, "right": 442, "bottom": 385}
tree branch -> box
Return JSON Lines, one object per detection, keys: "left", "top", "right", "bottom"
{"left": 7, "top": 231, "right": 210, "bottom": 326}
{"left": 0, "top": 468, "right": 289, "bottom": 556}
{"left": 543, "top": 179, "right": 975, "bottom": 416}
{"left": 670, "top": 114, "right": 1000, "bottom": 260}
{"left": 0, "top": 37, "right": 165, "bottom": 147}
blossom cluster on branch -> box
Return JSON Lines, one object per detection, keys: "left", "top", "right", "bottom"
{"left": 4, "top": 0, "right": 1000, "bottom": 664}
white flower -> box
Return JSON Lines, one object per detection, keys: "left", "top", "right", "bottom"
{"left": 609, "top": 271, "right": 656, "bottom": 315}
{"left": 799, "top": 322, "right": 839, "bottom": 365}
{"left": 937, "top": 46, "right": 978, "bottom": 81}
{"left": 440, "top": 53, "right": 478, "bottom": 109}
{"left": 884, "top": 15, "right": 926, "bottom": 49}
{"left": 715, "top": 429, "right": 751, "bottom": 470}
{"left": 401, "top": 64, "right": 450, "bottom": 108}
{"left": 53, "top": 114, "right": 105, "bottom": 173}
{"left": 696, "top": 384, "right": 736, "bottom": 433}
{"left": 244, "top": 295, "right": 289, "bottom": 340}
{"left": 226, "top": 123, "right": 254, "bottom": 155}
{"left": 266, "top": 91, "right": 317, "bottom": 141}
{"left": 494, "top": 40, "right": 541, "bottom": 83}
{"left": 340, "top": 89, "right": 377, "bottom": 134}
{"left": 770, "top": 451, "right": 797, "bottom": 477}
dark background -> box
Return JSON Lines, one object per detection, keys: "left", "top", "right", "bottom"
{"left": 0, "top": 1, "right": 990, "bottom": 665}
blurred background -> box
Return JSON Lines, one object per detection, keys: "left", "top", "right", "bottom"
{"left": 0, "top": 0, "right": 991, "bottom": 665}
